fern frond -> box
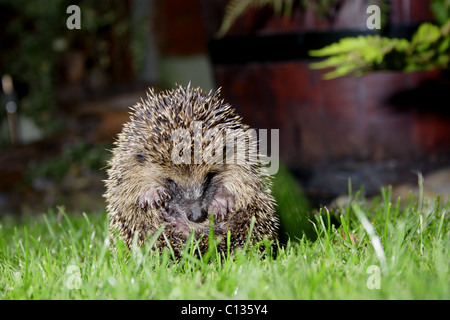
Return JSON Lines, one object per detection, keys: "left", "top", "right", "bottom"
{"left": 216, "top": 0, "right": 296, "bottom": 38}
{"left": 309, "top": 22, "right": 450, "bottom": 79}
{"left": 216, "top": 0, "right": 253, "bottom": 38}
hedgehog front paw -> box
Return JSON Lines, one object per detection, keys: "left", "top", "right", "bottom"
{"left": 139, "top": 186, "right": 171, "bottom": 209}
{"left": 208, "top": 187, "right": 235, "bottom": 222}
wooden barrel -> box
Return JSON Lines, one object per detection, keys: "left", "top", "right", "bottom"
{"left": 201, "top": 0, "right": 450, "bottom": 202}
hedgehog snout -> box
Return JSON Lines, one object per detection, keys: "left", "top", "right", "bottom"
{"left": 165, "top": 195, "right": 208, "bottom": 224}
{"left": 186, "top": 201, "right": 207, "bottom": 223}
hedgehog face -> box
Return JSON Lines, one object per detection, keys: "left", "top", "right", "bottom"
{"left": 139, "top": 165, "right": 235, "bottom": 226}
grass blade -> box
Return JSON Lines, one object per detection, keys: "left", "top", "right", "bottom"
{"left": 352, "top": 203, "right": 388, "bottom": 275}
{"left": 243, "top": 216, "right": 256, "bottom": 252}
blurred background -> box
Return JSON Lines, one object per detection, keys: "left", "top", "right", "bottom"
{"left": 1, "top": 0, "right": 450, "bottom": 217}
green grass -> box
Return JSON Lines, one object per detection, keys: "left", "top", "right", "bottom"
{"left": 0, "top": 186, "right": 448, "bottom": 299}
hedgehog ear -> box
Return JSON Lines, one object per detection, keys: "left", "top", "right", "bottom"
{"left": 205, "top": 171, "right": 217, "bottom": 186}
{"left": 135, "top": 152, "right": 147, "bottom": 164}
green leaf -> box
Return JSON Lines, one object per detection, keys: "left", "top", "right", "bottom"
{"left": 439, "top": 36, "right": 450, "bottom": 52}
{"left": 309, "top": 54, "right": 355, "bottom": 69}
{"left": 309, "top": 21, "right": 450, "bottom": 79}
{"left": 431, "top": 0, "right": 450, "bottom": 25}
{"left": 309, "top": 36, "right": 373, "bottom": 57}
{"left": 412, "top": 23, "right": 441, "bottom": 45}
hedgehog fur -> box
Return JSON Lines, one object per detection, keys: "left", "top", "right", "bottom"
{"left": 104, "top": 85, "right": 278, "bottom": 257}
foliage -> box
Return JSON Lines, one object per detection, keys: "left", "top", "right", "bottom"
{"left": 25, "top": 140, "right": 110, "bottom": 182}
{"left": 309, "top": 22, "right": 450, "bottom": 79}
{"left": 216, "top": 0, "right": 344, "bottom": 37}
{"left": 216, "top": 0, "right": 450, "bottom": 78}
{"left": 1, "top": 0, "right": 66, "bottom": 134}
{"left": 0, "top": 0, "right": 142, "bottom": 135}
{"left": 0, "top": 180, "right": 448, "bottom": 299}
{"left": 431, "top": 0, "right": 450, "bottom": 26}
{"left": 272, "top": 162, "right": 315, "bottom": 242}
{"left": 309, "top": 0, "right": 450, "bottom": 78}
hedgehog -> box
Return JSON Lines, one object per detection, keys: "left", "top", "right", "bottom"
{"left": 104, "top": 85, "right": 278, "bottom": 257}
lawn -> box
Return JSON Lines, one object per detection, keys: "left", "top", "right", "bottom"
{"left": 0, "top": 177, "right": 448, "bottom": 300}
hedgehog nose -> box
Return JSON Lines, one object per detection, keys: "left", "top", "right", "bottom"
{"left": 187, "top": 203, "right": 205, "bottom": 223}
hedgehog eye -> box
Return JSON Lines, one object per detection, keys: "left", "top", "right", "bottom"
{"left": 164, "top": 178, "right": 179, "bottom": 194}
{"left": 165, "top": 178, "right": 175, "bottom": 185}
{"left": 135, "top": 152, "right": 147, "bottom": 164}
{"left": 205, "top": 171, "right": 217, "bottom": 187}
{"left": 165, "top": 178, "right": 179, "bottom": 189}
